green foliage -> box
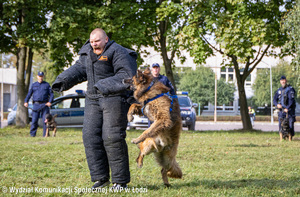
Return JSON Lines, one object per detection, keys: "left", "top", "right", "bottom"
{"left": 0, "top": 0, "right": 51, "bottom": 54}
{"left": 253, "top": 61, "right": 299, "bottom": 106}
{"left": 1, "top": 127, "right": 300, "bottom": 196}
{"left": 217, "top": 78, "right": 236, "bottom": 105}
{"left": 281, "top": 4, "right": 300, "bottom": 94}
{"left": 178, "top": 66, "right": 235, "bottom": 106}
{"left": 48, "top": 0, "right": 159, "bottom": 74}
{"left": 181, "top": 0, "right": 296, "bottom": 65}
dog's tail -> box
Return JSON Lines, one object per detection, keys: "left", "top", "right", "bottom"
{"left": 167, "top": 160, "right": 182, "bottom": 179}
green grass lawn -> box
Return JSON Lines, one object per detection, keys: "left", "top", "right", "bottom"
{"left": 0, "top": 126, "right": 299, "bottom": 196}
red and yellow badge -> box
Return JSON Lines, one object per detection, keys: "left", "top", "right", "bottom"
{"left": 98, "top": 56, "right": 108, "bottom": 61}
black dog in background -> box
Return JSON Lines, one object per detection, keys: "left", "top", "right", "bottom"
{"left": 279, "top": 114, "right": 292, "bottom": 141}
{"left": 44, "top": 114, "right": 58, "bottom": 137}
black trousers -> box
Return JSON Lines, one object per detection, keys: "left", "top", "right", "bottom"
{"left": 82, "top": 96, "right": 130, "bottom": 184}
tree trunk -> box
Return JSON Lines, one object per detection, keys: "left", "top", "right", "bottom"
{"left": 158, "top": 14, "right": 177, "bottom": 92}
{"left": 25, "top": 47, "right": 33, "bottom": 92}
{"left": 16, "top": 46, "right": 28, "bottom": 127}
{"left": 232, "top": 56, "right": 252, "bottom": 130}
{"left": 237, "top": 81, "right": 252, "bottom": 130}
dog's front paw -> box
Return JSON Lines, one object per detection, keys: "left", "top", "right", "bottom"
{"left": 131, "top": 138, "right": 139, "bottom": 144}
{"left": 127, "top": 114, "right": 134, "bottom": 122}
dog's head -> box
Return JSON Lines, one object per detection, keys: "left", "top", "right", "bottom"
{"left": 123, "top": 67, "right": 153, "bottom": 91}
{"left": 44, "top": 114, "right": 57, "bottom": 123}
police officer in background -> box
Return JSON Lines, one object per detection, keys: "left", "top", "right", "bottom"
{"left": 151, "top": 63, "right": 175, "bottom": 95}
{"left": 147, "top": 63, "right": 176, "bottom": 127}
{"left": 273, "top": 75, "right": 296, "bottom": 140}
{"left": 51, "top": 28, "right": 137, "bottom": 190}
{"left": 24, "top": 71, "right": 54, "bottom": 137}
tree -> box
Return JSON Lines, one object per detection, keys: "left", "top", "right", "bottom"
{"left": 49, "top": 0, "right": 194, "bottom": 92}
{"left": 253, "top": 61, "right": 299, "bottom": 106}
{"left": 281, "top": 3, "right": 300, "bottom": 95}
{"left": 178, "top": 66, "right": 235, "bottom": 113}
{"left": 177, "top": 0, "right": 296, "bottom": 129}
{"left": 0, "top": 0, "right": 52, "bottom": 126}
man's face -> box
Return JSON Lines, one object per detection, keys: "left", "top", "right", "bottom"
{"left": 151, "top": 66, "right": 160, "bottom": 77}
{"left": 90, "top": 32, "right": 108, "bottom": 55}
{"left": 280, "top": 79, "right": 287, "bottom": 88}
{"left": 37, "top": 75, "right": 44, "bottom": 83}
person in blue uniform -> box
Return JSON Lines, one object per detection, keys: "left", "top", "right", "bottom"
{"left": 273, "top": 75, "right": 296, "bottom": 140}
{"left": 24, "top": 71, "right": 54, "bottom": 137}
{"left": 151, "top": 63, "right": 176, "bottom": 95}
{"left": 147, "top": 63, "right": 176, "bottom": 127}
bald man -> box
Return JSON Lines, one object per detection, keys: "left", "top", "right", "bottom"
{"left": 52, "top": 28, "right": 137, "bottom": 189}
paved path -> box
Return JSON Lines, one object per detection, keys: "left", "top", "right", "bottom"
{"left": 192, "top": 121, "right": 300, "bottom": 132}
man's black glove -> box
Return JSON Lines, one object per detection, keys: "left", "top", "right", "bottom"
{"left": 52, "top": 81, "right": 65, "bottom": 92}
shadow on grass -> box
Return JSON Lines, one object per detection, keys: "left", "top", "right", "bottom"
{"left": 198, "top": 178, "right": 300, "bottom": 190}
{"left": 156, "top": 178, "right": 300, "bottom": 190}
{"left": 182, "top": 129, "right": 273, "bottom": 134}
{"left": 231, "top": 143, "right": 273, "bottom": 147}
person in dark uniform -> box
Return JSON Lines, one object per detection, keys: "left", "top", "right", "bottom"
{"left": 147, "top": 63, "right": 176, "bottom": 127}
{"left": 51, "top": 28, "right": 137, "bottom": 190}
{"left": 151, "top": 63, "right": 176, "bottom": 95}
{"left": 24, "top": 71, "right": 54, "bottom": 137}
{"left": 273, "top": 75, "right": 296, "bottom": 140}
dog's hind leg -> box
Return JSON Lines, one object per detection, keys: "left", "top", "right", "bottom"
{"left": 45, "top": 128, "right": 49, "bottom": 137}
{"left": 279, "top": 132, "right": 283, "bottom": 141}
{"left": 136, "top": 138, "right": 158, "bottom": 168}
{"left": 53, "top": 128, "right": 57, "bottom": 137}
{"left": 161, "top": 168, "right": 170, "bottom": 187}
{"left": 289, "top": 134, "right": 292, "bottom": 141}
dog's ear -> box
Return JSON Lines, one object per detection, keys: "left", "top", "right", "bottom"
{"left": 136, "top": 70, "right": 147, "bottom": 84}
{"left": 144, "top": 67, "right": 151, "bottom": 75}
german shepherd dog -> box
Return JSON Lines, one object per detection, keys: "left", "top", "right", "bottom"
{"left": 44, "top": 114, "right": 58, "bottom": 137}
{"left": 124, "top": 68, "right": 182, "bottom": 187}
{"left": 279, "top": 114, "right": 292, "bottom": 141}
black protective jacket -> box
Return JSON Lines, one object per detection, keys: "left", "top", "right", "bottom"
{"left": 52, "top": 39, "right": 137, "bottom": 97}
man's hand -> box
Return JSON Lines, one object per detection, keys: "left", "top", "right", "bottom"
{"left": 24, "top": 103, "right": 28, "bottom": 108}
{"left": 46, "top": 102, "right": 52, "bottom": 107}
{"left": 52, "top": 81, "right": 64, "bottom": 92}
{"left": 277, "top": 104, "right": 282, "bottom": 109}
{"left": 284, "top": 108, "right": 288, "bottom": 113}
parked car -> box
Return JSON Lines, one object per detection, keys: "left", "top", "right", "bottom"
{"left": 127, "top": 92, "right": 198, "bottom": 130}
{"left": 127, "top": 115, "right": 148, "bottom": 129}
{"left": 177, "top": 92, "right": 198, "bottom": 130}
{"left": 38, "top": 91, "right": 85, "bottom": 127}
{"left": 7, "top": 103, "right": 33, "bottom": 125}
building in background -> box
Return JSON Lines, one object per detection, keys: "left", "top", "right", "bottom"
{"left": 0, "top": 68, "right": 17, "bottom": 112}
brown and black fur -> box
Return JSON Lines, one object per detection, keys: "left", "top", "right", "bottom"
{"left": 44, "top": 114, "right": 58, "bottom": 137}
{"left": 279, "top": 114, "right": 292, "bottom": 141}
{"left": 124, "top": 68, "right": 182, "bottom": 187}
